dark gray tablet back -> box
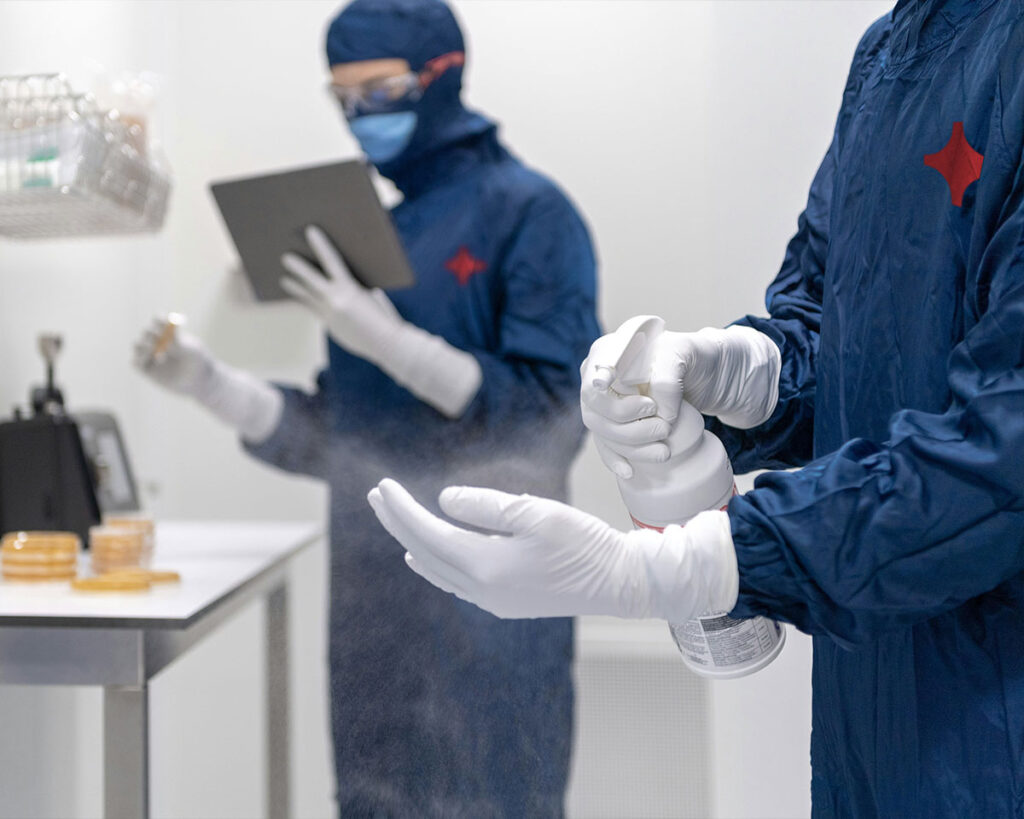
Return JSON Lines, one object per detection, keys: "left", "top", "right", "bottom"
{"left": 210, "top": 160, "right": 415, "bottom": 301}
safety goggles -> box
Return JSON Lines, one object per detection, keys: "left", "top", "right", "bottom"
{"left": 328, "top": 72, "right": 423, "bottom": 119}
{"left": 327, "top": 51, "right": 466, "bottom": 119}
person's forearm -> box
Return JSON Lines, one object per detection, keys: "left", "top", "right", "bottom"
{"left": 374, "top": 324, "right": 483, "bottom": 419}
{"left": 709, "top": 316, "right": 818, "bottom": 472}
{"left": 194, "top": 361, "right": 284, "bottom": 444}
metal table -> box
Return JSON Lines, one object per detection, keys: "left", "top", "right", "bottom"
{"left": 0, "top": 520, "right": 321, "bottom": 819}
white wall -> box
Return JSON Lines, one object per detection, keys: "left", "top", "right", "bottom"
{"left": 0, "top": 2, "right": 891, "bottom": 817}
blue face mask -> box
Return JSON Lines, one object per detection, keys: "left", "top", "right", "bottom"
{"left": 348, "top": 112, "right": 418, "bottom": 164}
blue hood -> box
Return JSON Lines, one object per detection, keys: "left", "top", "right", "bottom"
{"left": 325, "top": 0, "right": 494, "bottom": 194}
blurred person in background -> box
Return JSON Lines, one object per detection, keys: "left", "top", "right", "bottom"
{"left": 135, "top": 0, "right": 600, "bottom": 815}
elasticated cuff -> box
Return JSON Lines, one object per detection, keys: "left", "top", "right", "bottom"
{"left": 726, "top": 491, "right": 812, "bottom": 628}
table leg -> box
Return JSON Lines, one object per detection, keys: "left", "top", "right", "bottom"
{"left": 266, "top": 581, "right": 291, "bottom": 818}
{"left": 104, "top": 684, "right": 149, "bottom": 819}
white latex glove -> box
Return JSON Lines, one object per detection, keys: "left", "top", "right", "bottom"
{"left": 280, "top": 225, "right": 482, "bottom": 419}
{"left": 580, "top": 321, "right": 781, "bottom": 478}
{"left": 367, "top": 478, "right": 738, "bottom": 621}
{"left": 133, "top": 317, "right": 283, "bottom": 444}
{"left": 280, "top": 225, "right": 405, "bottom": 363}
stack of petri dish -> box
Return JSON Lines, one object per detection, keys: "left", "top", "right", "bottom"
{"left": 102, "top": 514, "right": 155, "bottom": 567}
{"left": 89, "top": 525, "right": 147, "bottom": 575}
{"left": 1, "top": 531, "right": 80, "bottom": 581}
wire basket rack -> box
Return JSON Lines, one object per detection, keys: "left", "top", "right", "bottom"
{"left": 0, "top": 74, "right": 171, "bottom": 239}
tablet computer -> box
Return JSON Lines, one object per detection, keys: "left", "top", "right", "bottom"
{"left": 210, "top": 160, "right": 416, "bottom": 301}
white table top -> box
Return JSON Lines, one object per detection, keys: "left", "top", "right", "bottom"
{"left": 0, "top": 521, "right": 321, "bottom": 629}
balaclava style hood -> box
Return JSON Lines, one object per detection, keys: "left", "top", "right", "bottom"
{"left": 325, "top": 0, "right": 494, "bottom": 186}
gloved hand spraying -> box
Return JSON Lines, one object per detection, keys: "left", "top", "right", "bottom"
{"left": 133, "top": 316, "right": 283, "bottom": 444}
{"left": 281, "top": 225, "right": 482, "bottom": 419}
{"left": 367, "top": 478, "right": 738, "bottom": 621}
{"left": 580, "top": 321, "right": 782, "bottom": 478}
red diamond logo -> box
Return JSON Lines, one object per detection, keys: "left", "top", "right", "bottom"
{"left": 923, "top": 121, "right": 984, "bottom": 207}
{"left": 445, "top": 246, "right": 487, "bottom": 286}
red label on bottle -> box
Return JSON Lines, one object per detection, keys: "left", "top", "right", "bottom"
{"left": 630, "top": 514, "right": 664, "bottom": 532}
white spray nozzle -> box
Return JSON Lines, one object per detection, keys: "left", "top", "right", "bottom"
{"left": 592, "top": 315, "right": 666, "bottom": 394}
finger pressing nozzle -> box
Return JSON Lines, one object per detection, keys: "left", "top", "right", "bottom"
{"left": 592, "top": 365, "right": 616, "bottom": 391}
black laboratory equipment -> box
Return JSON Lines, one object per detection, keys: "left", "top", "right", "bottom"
{"left": 0, "top": 334, "right": 140, "bottom": 543}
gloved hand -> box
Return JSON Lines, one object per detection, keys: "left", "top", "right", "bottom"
{"left": 134, "top": 317, "right": 217, "bottom": 398}
{"left": 280, "top": 225, "right": 405, "bottom": 364}
{"left": 134, "top": 317, "right": 283, "bottom": 444}
{"left": 281, "top": 226, "right": 482, "bottom": 419}
{"left": 367, "top": 478, "right": 738, "bottom": 621}
{"left": 580, "top": 321, "right": 781, "bottom": 478}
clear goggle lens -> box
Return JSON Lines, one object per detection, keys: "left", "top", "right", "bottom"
{"left": 328, "top": 73, "right": 423, "bottom": 119}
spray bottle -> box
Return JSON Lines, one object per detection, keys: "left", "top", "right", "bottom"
{"left": 595, "top": 316, "right": 785, "bottom": 679}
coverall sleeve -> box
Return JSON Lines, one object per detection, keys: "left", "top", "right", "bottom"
{"left": 457, "top": 187, "right": 599, "bottom": 435}
{"left": 242, "top": 373, "right": 335, "bottom": 482}
{"left": 730, "top": 139, "right": 1024, "bottom": 646}
{"left": 708, "top": 21, "right": 888, "bottom": 474}
{"left": 707, "top": 165, "right": 827, "bottom": 473}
